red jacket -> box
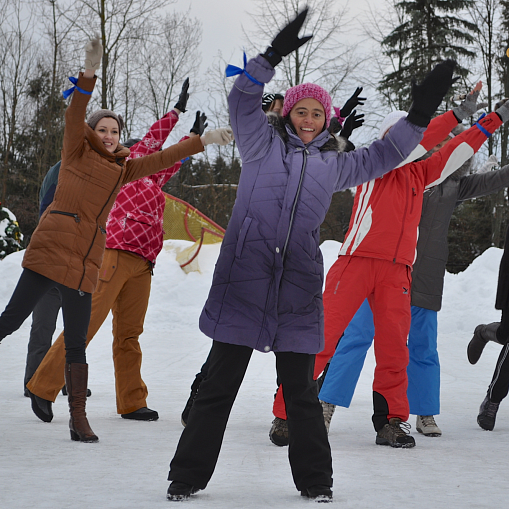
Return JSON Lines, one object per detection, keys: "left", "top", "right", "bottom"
{"left": 339, "top": 110, "right": 502, "bottom": 266}
{"left": 106, "top": 110, "right": 187, "bottom": 265}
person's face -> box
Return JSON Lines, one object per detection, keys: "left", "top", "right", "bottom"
{"left": 269, "top": 98, "right": 284, "bottom": 115}
{"left": 289, "top": 98, "right": 326, "bottom": 144}
{"left": 430, "top": 136, "right": 452, "bottom": 154}
{"left": 94, "top": 117, "right": 120, "bottom": 153}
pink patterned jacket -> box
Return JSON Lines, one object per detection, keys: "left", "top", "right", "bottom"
{"left": 105, "top": 110, "right": 188, "bottom": 265}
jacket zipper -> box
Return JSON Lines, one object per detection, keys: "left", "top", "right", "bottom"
{"left": 50, "top": 210, "right": 80, "bottom": 223}
{"left": 281, "top": 149, "right": 308, "bottom": 263}
{"left": 410, "top": 187, "right": 416, "bottom": 214}
{"left": 393, "top": 171, "right": 410, "bottom": 262}
{"left": 77, "top": 160, "right": 124, "bottom": 294}
{"left": 258, "top": 149, "right": 308, "bottom": 349}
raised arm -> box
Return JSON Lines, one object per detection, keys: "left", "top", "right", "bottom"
{"left": 422, "top": 102, "right": 507, "bottom": 189}
{"left": 228, "top": 9, "right": 312, "bottom": 163}
{"left": 333, "top": 59, "right": 459, "bottom": 191}
{"left": 123, "top": 125, "right": 233, "bottom": 184}
{"left": 62, "top": 37, "right": 102, "bottom": 160}
{"left": 128, "top": 78, "right": 190, "bottom": 159}
{"left": 402, "top": 81, "right": 487, "bottom": 165}
{"left": 457, "top": 162, "right": 509, "bottom": 202}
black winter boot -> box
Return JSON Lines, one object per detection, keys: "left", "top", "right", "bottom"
{"left": 166, "top": 481, "right": 199, "bottom": 501}
{"left": 468, "top": 322, "right": 502, "bottom": 364}
{"left": 121, "top": 407, "right": 159, "bottom": 421}
{"left": 477, "top": 395, "right": 500, "bottom": 431}
{"left": 300, "top": 485, "right": 333, "bottom": 502}
{"left": 27, "top": 389, "right": 53, "bottom": 423}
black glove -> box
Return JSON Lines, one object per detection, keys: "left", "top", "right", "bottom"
{"left": 340, "top": 88, "right": 366, "bottom": 118}
{"left": 190, "top": 111, "right": 208, "bottom": 136}
{"left": 174, "top": 77, "right": 190, "bottom": 113}
{"left": 262, "top": 9, "right": 312, "bottom": 68}
{"left": 340, "top": 111, "right": 365, "bottom": 139}
{"left": 328, "top": 116, "right": 342, "bottom": 135}
{"left": 407, "top": 60, "right": 458, "bottom": 128}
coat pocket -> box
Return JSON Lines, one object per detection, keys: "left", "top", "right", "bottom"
{"left": 99, "top": 249, "right": 119, "bottom": 282}
{"left": 123, "top": 211, "right": 154, "bottom": 248}
{"left": 235, "top": 216, "right": 253, "bottom": 258}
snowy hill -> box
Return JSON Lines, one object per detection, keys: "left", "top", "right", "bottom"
{"left": 0, "top": 240, "right": 508, "bottom": 508}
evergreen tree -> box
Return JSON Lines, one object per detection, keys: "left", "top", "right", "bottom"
{"left": 164, "top": 155, "right": 241, "bottom": 229}
{"left": 378, "top": 0, "right": 477, "bottom": 111}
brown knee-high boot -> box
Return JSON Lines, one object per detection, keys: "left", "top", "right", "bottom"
{"left": 65, "top": 363, "right": 98, "bottom": 442}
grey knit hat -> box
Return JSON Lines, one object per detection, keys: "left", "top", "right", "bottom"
{"left": 87, "top": 109, "right": 124, "bottom": 132}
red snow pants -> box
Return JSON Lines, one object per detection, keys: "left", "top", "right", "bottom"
{"left": 273, "top": 255, "right": 412, "bottom": 429}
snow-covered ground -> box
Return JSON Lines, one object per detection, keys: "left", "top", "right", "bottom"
{"left": 0, "top": 240, "right": 508, "bottom": 508}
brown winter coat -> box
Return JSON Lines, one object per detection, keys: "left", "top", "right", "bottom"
{"left": 22, "top": 73, "right": 204, "bottom": 293}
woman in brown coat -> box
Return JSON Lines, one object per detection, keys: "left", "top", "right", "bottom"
{"left": 0, "top": 37, "right": 233, "bottom": 442}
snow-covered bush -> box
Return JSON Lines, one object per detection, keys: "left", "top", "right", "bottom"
{"left": 0, "top": 202, "right": 23, "bottom": 259}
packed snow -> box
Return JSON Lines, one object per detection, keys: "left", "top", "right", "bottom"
{"left": 0, "top": 240, "right": 507, "bottom": 508}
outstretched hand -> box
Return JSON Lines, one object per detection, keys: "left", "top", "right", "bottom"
{"left": 190, "top": 111, "right": 208, "bottom": 136}
{"left": 174, "top": 78, "right": 190, "bottom": 113}
{"left": 407, "top": 59, "right": 458, "bottom": 128}
{"left": 340, "top": 111, "right": 365, "bottom": 140}
{"left": 340, "top": 87, "right": 366, "bottom": 118}
{"left": 453, "top": 81, "right": 487, "bottom": 121}
{"left": 495, "top": 98, "right": 509, "bottom": 123}
{"left": 201, "top": 127, "right": 234, "bottom": 146}
{"left": 262, "top": 8, "right": 312, "bottom": 68}
{"left": 84, "top": 36, "right": 103, "bottom": 71}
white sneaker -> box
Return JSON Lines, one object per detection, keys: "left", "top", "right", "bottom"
{"left": 320, "top": 400, "right": 336, "bottom": 433}
{"left": 416, "top": 415, "right": 442, "bottom": 437}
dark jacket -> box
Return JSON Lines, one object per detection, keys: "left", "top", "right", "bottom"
{"left": 39, "top": 161, "right": 61, "bottom": 217}
{"left": 412, "top": 164, "right": 509, "bottom": 311}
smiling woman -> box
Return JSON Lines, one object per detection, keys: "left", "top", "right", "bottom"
{"left": 0, "top": 35, "right": 234, "bottom": 446}
{"left": 87, "top": 111, "right": 123, "bottom": 153}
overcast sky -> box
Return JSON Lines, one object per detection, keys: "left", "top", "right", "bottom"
{"left": 169, "top": 0, "right": 379, "bottom": 74}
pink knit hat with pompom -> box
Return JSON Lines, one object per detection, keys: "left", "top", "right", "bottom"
{"left": 282, "top": 83, "right": 332, "bottom": 127}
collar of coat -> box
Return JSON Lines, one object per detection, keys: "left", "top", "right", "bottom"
{"left": 266, "top": 112, "right": 351, "bottom": 153}
{"left": 85, "top": 124, "right": 131, "bottom": 161}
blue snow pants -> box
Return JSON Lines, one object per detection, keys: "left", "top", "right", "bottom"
{"left": 319, "top": 300, "right": 440, "bottom": 416}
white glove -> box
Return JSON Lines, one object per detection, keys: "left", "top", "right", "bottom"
{"left": 201, "top": 127, "right": 234, "bottom": 146}
{"left": 84, "top": 36, "right": 103, "bottom": 71}
{"left": 478, "top": 154, "right": 499, "bottom": 174}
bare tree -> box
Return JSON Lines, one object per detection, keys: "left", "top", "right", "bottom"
{"left": 0, "top": 0, "right": 39, "bottom": 203}
{"left": 469, "top": 0, "right": 500, "bottom": 154}
{"left": 139, "top": 10, "right": 202, "bottom": 121}
{"left": 65, "top": 0, "right": 172, "bottom": 111}
{"left": 243, "top": 0, "right": 362, "bottom": 101}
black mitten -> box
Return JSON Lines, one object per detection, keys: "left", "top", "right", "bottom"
{"left": 174, "top": 78, "right": 190, "bottom": 113}
{"left": 340, "top": 111, "right": 365, "bottom": 139}
{"left": 262, "top": 9, "right": 312, "bottom": 68}
{"left": 190, "top": 111, "right": 208, "bottom": 136}
{"left": 340, "top": 87, "right": 366, "bottom": 118}
{"left": 407, "top": 60, "right": 458, "bottom": 128}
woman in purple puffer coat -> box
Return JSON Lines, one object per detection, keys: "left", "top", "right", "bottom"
{"left": 166, "top": 9, "right": 454, "bottom": 503}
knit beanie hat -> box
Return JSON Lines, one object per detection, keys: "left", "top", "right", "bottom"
{"left": 282, "top": 83, "right": 332, "bottom": 127}
{"left": 262, "top": 93, "right": 276, "bottom": 111}
{"left": 378, "top": 111, "right": 407, "bottom": 139}
{"left": 87, "top": 109, "right": 124, "bottom": 132}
